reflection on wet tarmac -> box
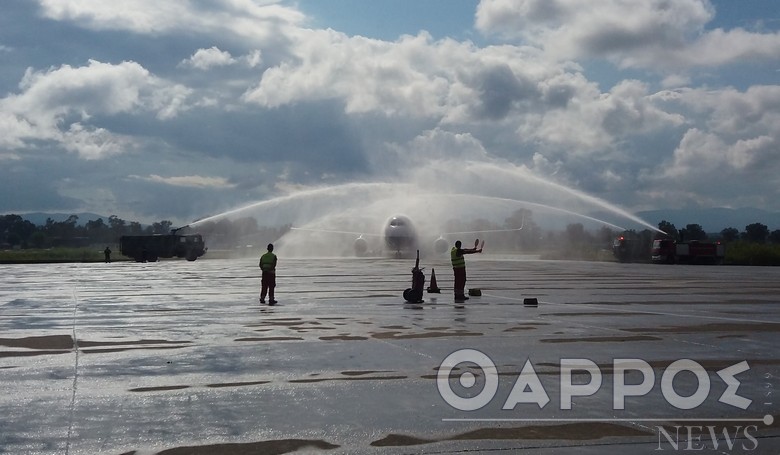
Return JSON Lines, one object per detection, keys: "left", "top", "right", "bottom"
{"left": 2, "top": 258, "right": 779, "bottom": 454}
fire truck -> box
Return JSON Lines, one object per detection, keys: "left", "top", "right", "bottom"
{"left": 651, "top": 239, "right": 725, "bottom": 264}
{"left": 119, "top": 227, "right": 206, "bottom": 262}
{"left": 612, "top": 236, "right": 638, "bottom": 262}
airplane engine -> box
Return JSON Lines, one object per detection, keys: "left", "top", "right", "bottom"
{"left": 434, "top": 237, "right": 449, "bottom": 254}
{"left": 354, "top": 236, "right": 368, "bottom": 256}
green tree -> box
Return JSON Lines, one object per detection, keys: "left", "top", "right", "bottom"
{"left": 720, "top": 227, "right": 740, "bottom": 242}
{"left": 657, "top": 220, "right": 678, "bottom": 240}
{"left": 128, "top": 221, "right": 144, "bottom": 235}
{"left": 29, "top": 231, "right": 46, "bottom": 248}
{"left": 108, "top": 215, "right": 127, "bottom": 240}
{"left": 770, "top": 230, "right": 780, "bottom": 244}
{"left": 0, "top": 214, "right": 37, "bottom": 247}
{"left": 44, "top": 215, "right": 79, "bottom": 245}
{"left": 743, "top": 223, "right": 769, "bottom": 244}
{"left": 681, "top": 223, "right": 707, "bottom": 242}
{"left": 151, "top": 220, "right": 173, "bottom": 234}
{"left": 85, "top": 218, "right": 108, "bottom": 243}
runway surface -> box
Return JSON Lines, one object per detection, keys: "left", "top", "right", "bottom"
{"left": 1, "top": 256, "right": 779, "bottom": 454}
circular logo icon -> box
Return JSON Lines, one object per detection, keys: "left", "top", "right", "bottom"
{"left": 437, "top": 348, "right": 499, "bottom": 411}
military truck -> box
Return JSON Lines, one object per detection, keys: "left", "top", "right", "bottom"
{"left": 119, "top": 229, "right": 207, "bottom": 262}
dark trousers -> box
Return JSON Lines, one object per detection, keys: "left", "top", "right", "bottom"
{"left": 453, "top": 267, "right": 466, "bottom": 298}
{"left": 261, "top": 271, "right": 276, "bottom": 301}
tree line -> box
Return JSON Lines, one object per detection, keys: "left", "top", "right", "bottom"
{"left": 655, "top": 221, "right": 780, "bottom": 244}
{"left": 614, "top": 221, "right": 780, "bottom": 265}
{"left": 0, "top": 214, "right": 176, "bottom": 249}
{"left": 2, "top": 212, "right": 779, "bottom": 262}
{"left": 0, "top": 213, "right": 292, "bottom": 251}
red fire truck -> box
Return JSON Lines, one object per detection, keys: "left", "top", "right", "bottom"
{"left": 651, "top": 239, "right": 725, "bottom": 264}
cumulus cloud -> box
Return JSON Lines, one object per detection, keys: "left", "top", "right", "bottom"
{"left": 517, "top": 78, "right": 685, "bottom": 155}
{"left": 244, "top": 31, "right": 456, "bottom": 117}
{"left": 62, "top": 123, "right": 133, "bottom": 160}
{"left": 0, "top": 59, "right": 191, "bottom": 156}
{"left": 677, "top": 85, "right": 780, "bottom": 137}
{"left": 663, "top": 87, "right": 780, "bottom": 176}
{"left": 375, "top": 128, "right": 490, "bottom": 175}
{"left": 640, "top": 84, "right": 780, "bottom": 208}
{"left": 475, "top": 0, "right": 780, "bottom": 70}
{"left": 244, "top": 29, "right": 573, "bottom": 127}
{"left": 180, "top": 47, "right": 237, "bottom": 70}
{"left": 180, "top": 47, "right": 264, "bottom": 71}
{"left": 36, "top": 0, "right": 306, "bottom": 42}
{"left": 240, "top": 24, "right": 688, "bottom": 171}
{"left": 0, "top": 112, "right": 37, "bottom": 149}
{"left": 644, "top": 131, "right": 779, "bottom": 208}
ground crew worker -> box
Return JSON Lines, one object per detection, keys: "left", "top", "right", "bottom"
{"left": 259, "top": 243, "right": 278, "bottom": 305}
{"left": 104, "top": 246, "right": 111, "bottom": 263}
{"left": 451, "top": 240, "right": 482, "bottom": 302}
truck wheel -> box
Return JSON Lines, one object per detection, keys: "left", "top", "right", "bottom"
{"left": 147, "top": 255, "right": 158, "bottom": 262}
{"left": 186, "top": 252, "right": 198, "bottom": 261}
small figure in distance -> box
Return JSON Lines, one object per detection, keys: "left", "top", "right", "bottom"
{"left": 104, "top": 246, "right": 112, "bottom": 263}
{"left": 259, "top": 243, "right": 278, "bottom": 305}
{"left": 451, "top": 239, "right": 482, "bottom": 302}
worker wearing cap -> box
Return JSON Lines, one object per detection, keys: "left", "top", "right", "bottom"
{"left": 451, "top": 240, "right": 482, "bottom": 302}
{"left": 259, "top": 243, "right": 278, "bottom": 305}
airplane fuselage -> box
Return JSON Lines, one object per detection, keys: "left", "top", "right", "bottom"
{"left": 383, "top": 215, "right": 418, "bottom": 256}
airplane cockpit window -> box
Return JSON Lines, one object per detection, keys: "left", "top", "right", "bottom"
{"left": 390, "top": 218, "right": 405, "bottom": 227}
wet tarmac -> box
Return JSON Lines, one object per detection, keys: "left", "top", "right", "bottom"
{"left": 1, "top": 257, "right": 779, "bottom": 454}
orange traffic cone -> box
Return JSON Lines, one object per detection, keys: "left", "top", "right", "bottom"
{"left": 427, "top": 268, "right": 441, "bottom": 293}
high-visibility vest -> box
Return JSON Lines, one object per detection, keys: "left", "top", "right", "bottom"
{"left": 259, "top": 252, "right": 276, "bottom": 272}
{"left": 451, "top": 247, "right": 465, "bottom": 269}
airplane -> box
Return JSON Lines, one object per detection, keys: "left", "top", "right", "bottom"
{"left": 290, "top": 213, "right": 524, "bottom": 258}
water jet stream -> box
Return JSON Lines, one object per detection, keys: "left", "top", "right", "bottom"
{"left": 187, "top": 160, "right": 663, "bottom": 240}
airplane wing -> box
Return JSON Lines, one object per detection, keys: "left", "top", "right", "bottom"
{"left": 288, "top": 226, "right": 383, "bottom": 256}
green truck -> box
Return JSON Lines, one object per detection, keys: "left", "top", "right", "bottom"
{"left": 119, "top": 230, "right": 206, "bottom": 262}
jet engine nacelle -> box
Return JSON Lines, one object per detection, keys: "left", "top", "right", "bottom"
{"left": 434, "top": 237, "right": 449, "bottom": 254}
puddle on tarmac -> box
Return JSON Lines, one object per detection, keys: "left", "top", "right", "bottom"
{"left": 370, "top": 422, "right": 652, "bottom": 447}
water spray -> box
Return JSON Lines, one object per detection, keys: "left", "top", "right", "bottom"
{"left": 183, "top": 157, "right": 665, "bottom": 257}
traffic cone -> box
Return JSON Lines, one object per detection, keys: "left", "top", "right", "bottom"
{"left": 427, "top": 268, "right": 441, "bottom": 293}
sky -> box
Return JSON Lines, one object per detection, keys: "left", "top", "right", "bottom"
{"left": 1, "top": 0, "right": 779, "bottom": 227}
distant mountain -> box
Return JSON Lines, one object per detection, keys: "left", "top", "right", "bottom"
{"left": 12, "top": 212, "right": 109, "bottom": 226}
{"left": 634, "top": 208, "right": 780, "bottom": 233}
